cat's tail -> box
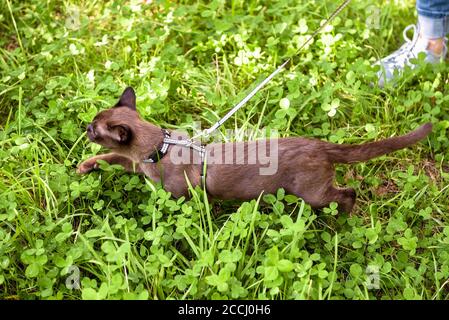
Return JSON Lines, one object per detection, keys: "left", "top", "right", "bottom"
{"left": 325, "top": 123, "right": 432, "bottom": 164}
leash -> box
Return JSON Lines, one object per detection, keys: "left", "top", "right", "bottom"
{"left": 143, "top": 0, "right": 351, "bottom": 187}
{"left": 192, "top": 0, "right": 351, "bottom": 140}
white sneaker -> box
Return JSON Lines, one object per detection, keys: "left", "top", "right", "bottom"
{"left": 374, "top": 24, "right": 448, "bottom": 87}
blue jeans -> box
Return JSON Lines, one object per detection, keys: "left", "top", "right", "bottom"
{"left": 417, "top": 0, "right": 449, "bottom": 38}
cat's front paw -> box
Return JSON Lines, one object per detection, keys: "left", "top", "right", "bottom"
{"left": 76, "top": 158, "right": 100, "bottom": 174}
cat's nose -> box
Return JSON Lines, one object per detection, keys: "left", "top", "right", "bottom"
{"left": 86, "top": 124, "right": 96, "bottom": 141}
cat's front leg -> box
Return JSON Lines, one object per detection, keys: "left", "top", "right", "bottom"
{"left": 77, "top": 153, "right": 140, "bottom": 174}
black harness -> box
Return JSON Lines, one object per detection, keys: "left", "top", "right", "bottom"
{"left": 143, "top": 129, "right": 171, "bottom": 164}
{"left": 143, "top": 129, "right": 207, "bottom": 189}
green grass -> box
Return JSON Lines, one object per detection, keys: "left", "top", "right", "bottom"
{"left": 1, "top": 0, "right": 449, "bottom": 300}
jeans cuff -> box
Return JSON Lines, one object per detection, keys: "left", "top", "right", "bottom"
{"left": 418, "top": 15, "right": 448, "bottom": 38}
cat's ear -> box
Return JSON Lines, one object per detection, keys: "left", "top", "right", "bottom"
{"left": 109, "top": 124, "right": 132, "bottom": 144}
{"left": 114, "top": 87, "right": 136, "bottom": 110}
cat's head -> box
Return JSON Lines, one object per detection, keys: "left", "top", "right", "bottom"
{"left": 86, "top": 87, "right": 161, "bottom": 154}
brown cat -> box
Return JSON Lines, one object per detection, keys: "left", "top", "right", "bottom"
{"left": 77, "top": 87, "right": 432, "bottom": 212}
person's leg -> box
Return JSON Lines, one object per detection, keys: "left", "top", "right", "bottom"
{"left": 417, "top": 0, "right": 449, "bottom": 54}
{"left": 375, "top": 0, "right": 449, "bottom": 87}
